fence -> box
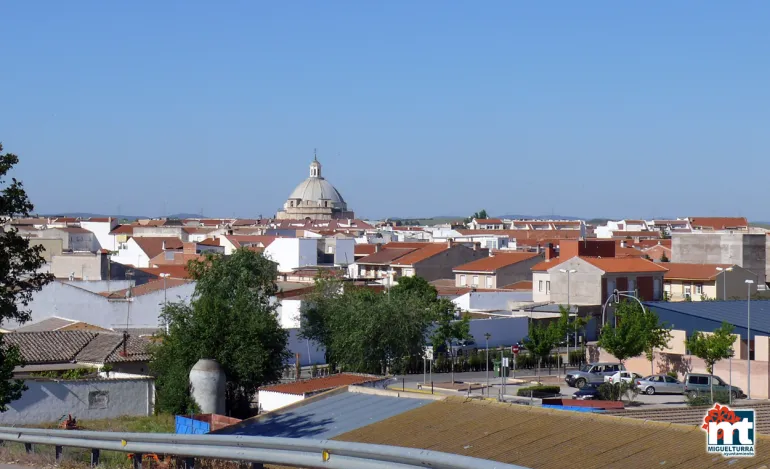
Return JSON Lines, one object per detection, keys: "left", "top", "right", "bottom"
{"left": 0, "top": 426, "right": 530, "bottom": 469}
{"left": 395, "top": 348, "right": 587, "bottom": 375}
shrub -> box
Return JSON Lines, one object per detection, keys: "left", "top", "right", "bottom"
{"left": 685, "top": 390, "right": 731, "bottom": 407}
{"left": 598, "top": 382, "right": 640, "bottom": 402}
{"left": 516, "top": 385, "right": 560, "bottom": 398}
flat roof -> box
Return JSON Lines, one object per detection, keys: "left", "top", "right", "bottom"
{"left": 645, "top": 300, "right": 770, "bottom": 335}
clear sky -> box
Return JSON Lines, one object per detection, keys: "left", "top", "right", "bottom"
{"left": 2, "top": 2, "right": 769, "bottom": 220}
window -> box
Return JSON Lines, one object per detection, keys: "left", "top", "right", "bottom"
{"left": 118, "top": 242, "right": 128, "bottom": 250}
{"left": 326, "top": 246, "right": 334, "bottom": 254}
{"left": 460, "top": 274, "right": 466, "bottom": 286}
{"left": 665, "top": 376, "right": 678, "bottom": 383}
{"left": 695, "top": 283, "right": 703, "bottom": 294}
{"left": 546, "top": 281, "right": 550, "bottom": 294}
{"left": 485, "top": 276, "right": 493, "bottom": 288}
{"left": 538, "top": 280, "right": 543, "bottom": 292}
{"left": 684, "top": 285, "right": 691, "bottom": 296}
{"left": 472, "top": 275, "right": 479, "bottom": 286}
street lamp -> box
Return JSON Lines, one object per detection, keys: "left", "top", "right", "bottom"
{"left": 602, "top": 289, "right": 646, "bottom": 328}
{"left": 160, "top": 273, "right": 170, "bottom": 333}
{"left": 745, "top": 279, "right": 754, "bottom": 399}
{"left": 716, "top": 267, "right": 733, "bottom": 300}
{"left": 484, "top": 333, "right": 491, "bottom": 396}
{"left": 559, "top": 269, "right": 577, "bottom": 372}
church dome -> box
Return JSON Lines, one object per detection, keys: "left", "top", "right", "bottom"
{"left": 289, "top": 177, "right": 346, "bottom": 205}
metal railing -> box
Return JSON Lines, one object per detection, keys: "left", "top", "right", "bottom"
{"left": 0, "top": 427, "right": 529, "bottom": 469}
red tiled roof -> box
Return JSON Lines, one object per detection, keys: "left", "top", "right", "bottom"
{"left": 663, "top": 263, "right": 734, "bottom": 281}
{"left": 500, "top": 280, "right": 533, "bottom": 291}
{"left": 392, "top": 243, "right": 450, "bottom": 266}
{"left": 382, "top": 242, "right": 432, "bottom": 248}
{"left": 82, "top": 217, "right": 112, "bottom": 223}
{"left": 354, "top": 244, "right": 378, "bottom": 256}
{"left": 453, "top": 252, "right": 540, "bottom": 273}
{"left": 182, "top": 227, "right": 217, "bottom": 234}
{"left": 457, "top": 230, "right": 583, "bottom": 241}
{"left": 132, "top": 237, "right": 184, "bottom": 259}
{"left": 259, "top": 373, "right": 383, "bottom": 396}
{"left": 474, "top": 218, "right": 503, "bottom": 224}
{"left": 356, "top": 248, "right": 416, "bottom": 265}
{"left": 150, "top": 252, "right": 202, "bottom": 266}
{"left": 690, "top": 217, "right": 748, "bottom": 230}
{"left": 615, "top": 247, "right": 645, "bottom": 258}
{"left": 580, "top": 257, "right": 669, "bottom": 274}
{"left": 137, "top": 265, "right": 191, "bottom": 279}
{"left": 100, "top": 278, "right": 193, "bottom": 299}
{"left": 611, "top": 231, "right": 661, "bottom": 238}
{"left": 197, "top": 238, "right": 220, "bottom": 247}
{"left": 109, "top": 225, "right": 134, "bottom": 235}
{"left": 223, "top": 235, "right": 278, "bottom": 249}
{"left": 531, "top": 258, "right": 565, "bottom": 271}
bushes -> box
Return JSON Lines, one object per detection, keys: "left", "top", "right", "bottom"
{"left": 517, "top": 385, "right": 560, "bottom": 398}
{"left": 598, "top": 382, "right": 640, "bottom": 402}
{"left": 685, "top": 390, "right": 731, "bottom": 407}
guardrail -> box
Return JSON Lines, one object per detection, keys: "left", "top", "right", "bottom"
{"left": 0, "top": 427, "right": 529, "bottom": 469}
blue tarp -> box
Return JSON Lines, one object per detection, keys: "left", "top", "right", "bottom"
{"left": 541, "top": 405, "right": 604, "bottom": 413}
{"left": 175, "top": 416, "right": 210, "bottom": 434}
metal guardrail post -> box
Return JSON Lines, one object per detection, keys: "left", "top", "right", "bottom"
{"left": 183, "top": 457, "right": 194, "bottom": 469}
{"left": 90, "top": 449, "right": 100, "bottom": 467}
{"left": 24, "top": 443, "right": 32, "bottom": 454}
{"left": 133, "top": 452, "right": 143, "bottom": 469}
{"left": 55, "top": 445, "right": 63, "bottom": 464}
{"left": 251, "top": 463, "right": 264, "bottom": 469}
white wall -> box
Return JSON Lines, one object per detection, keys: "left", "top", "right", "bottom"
{"left": 264, "top": 238, "right": 318, "bottom": 273}
{"left": 334, "top": 238, "right": 355, "bottom": 266}
{"left": 9, "top": 280, "right": 195, "bottom": 329}
{"left": 258, "top": 390, "right": 304, "bottom": 412}
{"left": 62, "top": 279, "right": 134, "bottom": 293}
{"left": 81, "top": 221, "right": 117, "bottom": 252}
{"left": 277, "top": 299, "right": 302, "bottom": 329}
{"left": 467, "top": 317, "right": 529, "bottom": 348}
{"left": 111, "top": 238, "right": 150, "bottom": 268}
{"left": 1, "top": 378, "right": 154, "bottom": 425}
{"left": 453, "top": 291, "right": 533, "bottom": 312}
{"left": 532, "top": 272, "right": 551, "bottom": 302}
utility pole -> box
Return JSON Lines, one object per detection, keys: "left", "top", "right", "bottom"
{"left": 485, "top": 333, "right": 491, "bottom": 396}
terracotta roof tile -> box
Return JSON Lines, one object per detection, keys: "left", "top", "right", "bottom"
{"left": 356, "top": 248, "right": 416, "bottom": 265}
{"left": 223, "top": 235, "right": 278, "bottom": 249}
{"left": 109, "top": 225, "right": 134, "bottom": 235}
{"left": 391, "top": 243, "right": 450, "bottom": 266}
{"left": 453, "top": 252, "right": 540, "bottom": 273}
{"left": 663, "top": 263, "right": 734, "bottom": 281}
{"left": 615, "top": 247, "right": 646, "bottom": 258}
{"left": 500, "top": 280, "right": 533, "bottom": 290}
{"left": 2, "top": 331, "right": 96, "bottom": 364}
{"left": 54, "top": 227, "right": 92, "bottom": 234}
{"left": 531, "top": 258, "right": 566, "bottom": 271}
{"left": 690, "top": 217, "right": 749, "bottom": 230}
{"left": 457, "top": 229, "right": 583, "bottom": 241}
{"left": 473, "top": 218, "right": 503, "bottom": 224}
{"left": 132, "top": 237, "right": 184, "bottom": 259}
{"left": 197, "top": 238, "right": 220, "bottom": 246}
{"left": 611, "top": 231, "right": 661, "bottom": 238}
{"left": 354, "top": 244, "right": 378, "bottom": 256}
{"left": 137, "top": 265, "right": 191, "bottom": 279}
{"left": 259, "top": 373, "right": 384, "bottom": 395}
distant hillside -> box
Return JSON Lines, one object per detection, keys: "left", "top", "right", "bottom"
{"left": 39, "top": 212, "right": 205, "bottom": 221}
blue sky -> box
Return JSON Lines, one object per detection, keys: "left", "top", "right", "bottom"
{"left": 2, "top": 2, "right": 769, "bottom": 220}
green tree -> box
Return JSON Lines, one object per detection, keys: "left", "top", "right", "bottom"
{"left": 641, "top": 310, "right": 673, "bottom": 375}
{"left": 151, "top": 248, "right": 289, "bottom": 417}
{"left": 524, "top": 310, "right": 568, "bottom": 380}
{"left": 0, "top": 143, "right": 53, "bottom": 411}
{"left": 686, "top": 322, "right": 737, "bottom": 402}
{"left": 597, "top": 301, "right": 647, "bottom": 366}
{"left": 301, "top": 276, "right": 435, "bottom": 375}
{"left": 389, "top": 275, "right": 438, "bottom": 304}
{"left": 431, "top": 299, "right": 471, "bottom": 383}
{"left": 465, "top": 209, "right": 489, "bottom": 223}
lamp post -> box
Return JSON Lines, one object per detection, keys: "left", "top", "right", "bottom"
{"left": 746, "top": 279, "right": 754, "bottom": 399}
{"left": 484, "top": 333, "right": 491, "bottom": 396}
{"left": 160, "top": 273, "right": 170, "bottom": 333}
{"left": 602, "top": 289, "right": 646, "bottom": 328}
{"left": 559, "top": 268, "right": 577, "bottom": 372}
{"left": 715, "top": 266, "right": 733, "bottom": 300}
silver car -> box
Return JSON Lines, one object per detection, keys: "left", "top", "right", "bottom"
{"left": 635, "top": 374, "right": 684, "bottom": 395}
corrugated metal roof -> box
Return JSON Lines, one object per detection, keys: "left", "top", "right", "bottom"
{"left": 646, "top": 300, "right": 770, "bottom": 335}
{"left": 335, "top": 397, "right": 770, "bottom": 468}
{"left": 218, "top": 392, "right": 431, "bottom": 439}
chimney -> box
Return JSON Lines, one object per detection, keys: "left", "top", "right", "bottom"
{"left": 474, "top": 242, "right": 481, "bottom": 252}
{"left": 620, "top": 240, "right": 626, "bottom": 248}
{"left": 536, "top": 243, "right": 541, "bottom": 254}
{"left": 546, "top": 243, "right": 556, "bottom": 261}
{"left": 447, "top": 239, "right": 454, "bottom": 248}
{"left": 375, "top": 244, "right": 381, "bottom": 253}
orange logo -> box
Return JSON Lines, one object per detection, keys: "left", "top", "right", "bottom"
{"left": 702, "top": 404, "right": 742, "bottom": 440}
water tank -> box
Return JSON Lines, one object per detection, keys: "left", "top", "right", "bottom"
{"left": 189, "top": 359, "right": 226, "bottom": 414}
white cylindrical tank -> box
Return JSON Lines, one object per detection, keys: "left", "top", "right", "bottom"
{"left": 189, "top": 359, "right": 226, "bottom": 415}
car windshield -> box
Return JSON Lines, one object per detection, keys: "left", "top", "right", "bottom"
{"left": 715, "top": 377, "right": 725, "bottom": 386}
{"left": 579, "top": 365, "right": 591, "bottom": 372}
{"left": 579, "top": 384, "right": 597, "bottom": 390}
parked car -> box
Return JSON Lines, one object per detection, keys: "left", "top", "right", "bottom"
{"left": 684, "top": 373, "right": 745, "bottom": 399}
{"left": 635, "top": 374, "right": 684, "bottom": 395}
{"left": 565, "top": 362, "right": 626, "bottom": 388}
{"left": 572, "top": 383, "right": 601, "bottom": 400}
{"left": 604, "top": 371, "right": 643, "bottom": 385}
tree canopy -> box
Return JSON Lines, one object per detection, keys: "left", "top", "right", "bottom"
{"left": 599, "top": 300, "right": 670, "bottom": 370}
{"left": 465, "top": 209, "right": 489, "bottom": 223}
{"left": 523, "top": 307, "right": 568, "bottom": 377}
{"left": 301, "top": 274, "right": 441, "bottom": 375}
{"left": 151, "top": 248, "right": 289, "bottom": 417}
{"left": 686, "top": 322, "right": 736, "bottom": 401}
{"left": 0, "top": 143, "right": 53, "bottom": 411}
